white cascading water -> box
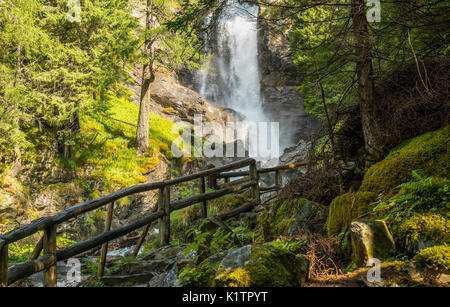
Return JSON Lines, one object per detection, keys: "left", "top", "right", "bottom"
{"left": 198, "top": 0, "right": 278, "bottom": 161}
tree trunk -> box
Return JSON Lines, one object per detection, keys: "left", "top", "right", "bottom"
{"left": 352, "top": 0, "right": 378, "bottom": 151}
{"left": 136, "top": 72, "right": 152, "bottom": 154}
{"left": 136, "top": 0, "right": 154, "bottom": 155}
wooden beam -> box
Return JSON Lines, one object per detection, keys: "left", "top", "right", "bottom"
{"left": 0, "top": 239, "right": 7, "bottom": 287}
{"left": 217, "top": 176, "right": 251, "bottom": 189}
{"left": 43, "top": 225, "right": 57, "bottom": 287}
{"left": 11, "top": 235, "right": 44, "bottom": 287}
{"left": 200, "top": 177, "right": 207, "bottom": 218}
{"left": 158, "top": 186, "right": 170, "bottom": 246}
{"left": 249, "top": 162, "right": 260, "bottom": 203}
{"left": 97, "top": 202, "right": 114, "bottom": 278}
{"left": 132, "top": 223, "right": 151, "bottom": 258}
{"left": 0, "top": 158, "right": 255, "bottom": 245}
{"left": 170, "top": 181, "right": 256, "bottom": 211}
{"left": 7, "top": 255, "right": 56, "bottom": 286}
{"left": 56, "top": 211, "right": 164, "bottom": 261}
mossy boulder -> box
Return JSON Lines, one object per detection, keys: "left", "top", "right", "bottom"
{"left": 213, "top": 244, "right": 309, "bottom": 287}
{"left": 360, "top": 126, "right": 450, "bottom": 196}
{"left": 327, "top": 192, "right": 377, "bottom": 236}
{"left": 273, "top": 218, "right": 298, "bottom": 236}
{"left": 267, "top": 198, "right": 327, "bottom": 236}
{"left": 395, "top": 214, "right": 450, "bottom": 254}
{"left": 349, "top": 220, "right": 396, "bottom": 267}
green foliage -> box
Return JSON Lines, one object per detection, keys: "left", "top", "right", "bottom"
{"left": 8, "top": 243, "right": 35, "bottom": 263}
{"left": 265, "top": 238, "right": 307, "bottom": 254}
{"left": 0, "top": 0, "right": 140, "bottom": 167}
{"left": 413, "top": 245, "right": 450, "bottom": 278}
{"left": 178, "top": 253, "right": 222, "bottom": 287}
{"left": 360, "top": 126, "right": 450, "bottom": 195}
{"left": 395, "top": 214, "right": 450, "bottom": 250}
{"left": 81, "top": 257, "right": 98, "bottom": 277}
{"left": 373, "top": 171, "right": 449, "bottom": 223}
{"left": 183, "top": 220, "right": 238, "bottom": 261}
{"left": 326, "top": 192, "right": 377, "bottom": 236}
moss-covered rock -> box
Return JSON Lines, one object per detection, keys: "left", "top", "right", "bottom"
{"left": 395, "top": 214, "right": 450, "bottom": 254}
{"left": 413, "top": 245, "right": 450, "bottom": 278}
{"left": 360, "top": 126, "right": 450, "bottom": 196}
{"left": 264, "top": 198, "right": 327, "bottom": 236}
{"left": 350, "top": 220, "right": 396, "bottom": 267}
{"left": 178, "top": 252, "right": 226, "bottom": 287}
{"left": 273, "top": 218, "right": 298, "bottom": 236}
{"left": 213, "top": 244, "right": 309, "bottom": 287}
{"left": 327, "top": 192, "right": 377, "bottom": 236}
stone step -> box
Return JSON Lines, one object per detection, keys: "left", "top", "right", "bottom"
{"left": 109, "top": 259, "right": 176, "bottom": 276}
{"left": 100, "top": 272, "right": 155, "bottom": 286}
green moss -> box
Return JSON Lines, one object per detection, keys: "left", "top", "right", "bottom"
{"left": 413, "top": 245, "right": 450, "bottom": 278}
{"left": 272, "top": 198, "right": 318, "bottom": 224}
{"left": 327, "top": 191, "right": 377, "bottom": 236}
{"left": 273, "top": 218, "right": 297, "bottom": 236}
{"left": 178, "top": 253, "right": 224, "bottom": 287}
{"left": 395, "top": 214, "right": 450, "bottom": 251}
{"left": 360, "top": 126, "right": 450, "bottom": 196}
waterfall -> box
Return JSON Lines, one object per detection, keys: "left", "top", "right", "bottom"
{"left": 197, "top": 0, "right": 278, "bottom": 161}
{"left": 199, "top": 0, "right": 266, "bottom": 121}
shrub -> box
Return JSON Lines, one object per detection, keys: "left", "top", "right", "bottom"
{"left": 413, "top": 245, "right": 450, "bottom": 278}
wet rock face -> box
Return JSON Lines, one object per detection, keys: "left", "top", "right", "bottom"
{"left": 257, "top": 18, "right": 318, "bottom": 148}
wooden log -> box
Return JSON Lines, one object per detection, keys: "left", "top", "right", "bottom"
{"left": 11, "top": 235, "right": 44, "bottom": 287}
{"left": 249, "top": 163, "right": 261, "bottom": 203}
{"left": 43, "top": 225, "right": 57, "bottom": 287}
{"left": 97, "top": 202, "right": 114, "bottom": 278}
{"left": 56, "top": 211, "right": 164, "bottom": 261}
{"left": 260, "top": 186, "right": 279, "bottom": 192}
{"left": 0, "top": 239, "right": 7, "bottom": 287}
{"left": 216, "top": 201, "right": 257, "bottom": 221}
{"left": 158, "top": 186, "right": 170, "bottom": 246}
{"left": 132, "top": 223, "right": 151, "bottom": 258}
{"left": 219, "top": 161, "right": 310, "bottom": 178}
{"left": 0, "top": 158, "right": 255, "bottom": 245}
{"left": 218, "top": 170, "right": 249, "bottom": 178}
{"left": 170, "top": 181, "right": 256, "bottom": 212}
{"left": 200, "top": 177, "right": 207, "bottom": 218}
{"left": 7, "top": 255, "right": 56, "bottom": 286}
{"left": 217, "top": 176, "right": 250, "bottom": 189}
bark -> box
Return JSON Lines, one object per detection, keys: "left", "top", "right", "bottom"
{"left": 351, "top": 0, "right": 378, "bottom": 151}
{"left": 136, "top": 0, "right": 154, "bottom": 155}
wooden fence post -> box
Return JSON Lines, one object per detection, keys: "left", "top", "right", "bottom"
{"left": 132, "top": 223, "right": 150, "bottom": 258}
{"left": 43, "top": 225, "right": 57, "bottom": 287}
{"left": 0, "top": 239, "right": 7, "bottom": 287}
{"left": 200, "top": 177, "right": 207, "bottom": 218}
{"left": 250, "top": 162, "right": 260, "bottom": 203}
{"left": 97, "top": 202, "right": 114, "bottom": 278}
{"left": 158, "top": 186, "right": 170, "bottom": 246}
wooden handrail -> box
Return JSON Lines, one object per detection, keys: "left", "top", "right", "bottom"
{"left": 0, "top": 158, "right": 255, "bottom": 245}
{"left": 0, "top": 157, "right": 307, "bottom": 287}
{"left": 218, "top": 161, "right": 309, "bottom": 178}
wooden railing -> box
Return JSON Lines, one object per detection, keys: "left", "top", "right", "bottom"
{"left": 0, "top": 158, "right": 307, "bottom": 287}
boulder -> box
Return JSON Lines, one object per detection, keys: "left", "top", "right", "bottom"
{"left": 213, "top": 244, "right": 309, "bottom": 287}
{"left": 350, "top": 220, "right": 396, "bottom": 267}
